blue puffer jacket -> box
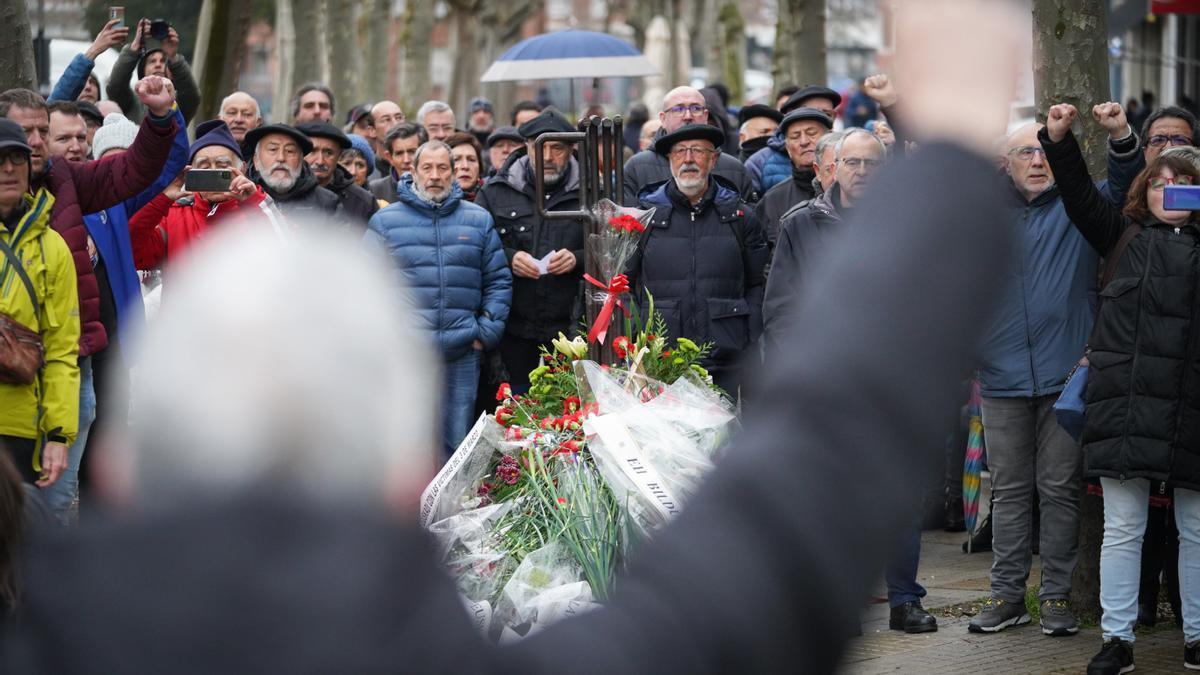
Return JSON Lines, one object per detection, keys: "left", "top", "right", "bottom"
{"left": 744, "top": 131, "right": 791, "bottom": 194}
{"left": 365, "top": 175, "right": 512, "bottom": 361}
{"left": 977, "top": 138, "right": 1142, "bottom": 398}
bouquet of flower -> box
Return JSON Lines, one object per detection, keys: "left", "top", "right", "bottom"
{"left": 419, "top": 305, "right": 737, "bottom": 641}
{"left": 583, "top": 199, "right": 655, "bottom": 346}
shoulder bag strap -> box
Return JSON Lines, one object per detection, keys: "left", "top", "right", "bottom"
{"left": 1100, "top": 222, "right": 1144, "bottom": 290}
{"left": 0, "top": 234, "right": 40, "bottom": 326}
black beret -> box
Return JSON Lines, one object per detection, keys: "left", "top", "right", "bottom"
{"left": 296, "top": 121, "right": 352, "bottom": 149}
{"left": 737, "top": 103, "right": 783, "bottom": 127}
{"left": 75, "top": 101, "right": 104, "bottom": 126}
{"left": 779, "top": 107, "right": 834, "bottom": 133}
{"left": 517, "top": 108, "right": 575, "bottom": 139}
{"left": 242, "top": 123, "right": 314, "bottom": 156}
{"left": 653, "top": 123, "right": 725, "bottom": 156}
{"left": 781, "top": 85, "right": 842, "bottom": 114}
{"left": 486, "top": 126, "right": 525, "bottom": 147}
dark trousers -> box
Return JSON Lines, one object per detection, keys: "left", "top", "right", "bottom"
{"left": 886, "top": 515, "right": 928, "bottom": 607}
{"left": 0, "top": 435, "right": 38, "bottom": 485}
{"left": 500, "top": 335, "right": 546, "bottom": 395}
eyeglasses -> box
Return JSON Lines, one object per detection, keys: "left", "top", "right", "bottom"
{"left": 1147, "top": 135, "right": 1193, "bottom": 148}
{"left": 839, "top": 157, "right": 883, "bottom": 170}
{"left": 664, "top": 104, "right": 708, "bottom": 117}
{"left": 1008, "top": 146, "right": 1045, "bottom": 162}
{"left": 1148, "top": 175, "right": 1195, "bottom": 190}
{"left": 669, "top": 146, "right": 717, "bottom": 159}
{"left": 0, "top": 151, "right": 29, "bottom": 168}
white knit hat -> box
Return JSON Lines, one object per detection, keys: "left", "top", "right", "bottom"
{"left": 91, "top": 112, "right": 139, "bottom": 159}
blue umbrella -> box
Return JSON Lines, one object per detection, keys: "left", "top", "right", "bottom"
{"left": 481, "top": 30, "right": 658, "bottom": 82}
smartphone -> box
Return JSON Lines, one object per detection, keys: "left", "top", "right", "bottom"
{"left": 184, "top": 169, "right": 233, "bottom": 193}
{"left": 1164, "top": 185, "right": 1200, "bottom": 211}
{"left": 108, "top": 6, "right": 124, "bottom": 29}
{"left": 150, "top": 19, "right": 170, "bottom": 40}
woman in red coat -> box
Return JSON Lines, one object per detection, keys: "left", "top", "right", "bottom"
{"left": 129, "top": 120, "right": 287, "bottom": 270}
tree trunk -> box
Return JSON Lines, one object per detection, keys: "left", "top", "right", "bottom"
{"left": 478, "top": 0, "right": 540, "bottom": 126}
{"left": 328, "top": 0, "right": 364, "bottom": 112}
{"left": 1031, "top": 0, "right": 1111, "bottom": 621}
{"left": 0, "top": 0, "right": 38, "bottom": 91}
{"left": 774, "top": 0, "right": 825, "bottom": 90}
{"left": 448, "top": 2, "right": 482, "bottom": 118}
{"left": 398, "top": 0, "right": 434, "bottom": 112}
{"left": 362, "top": 0, "right": 390, "bottom": 103}
{"left": 293, "top": 0, "right": 328, "bottom": 88}
{"left": 1033, "top": 0, "right": 1111, "bottom": 180}
{"left": 273, "top": 0, "right": 297, "bottom": 123}
{"left": 716, "top": 0, "right": 745, "bottom": 102}
{"left": 192, "top": 0, "right": 251, "bottom": 123}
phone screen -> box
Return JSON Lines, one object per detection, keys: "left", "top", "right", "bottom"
{"left": 184, "top": 169, "right": 233, "bottom": 193}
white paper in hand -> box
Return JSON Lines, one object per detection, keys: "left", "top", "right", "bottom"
{"left": 534, "top": 251, "right": 554, "bottom": 276}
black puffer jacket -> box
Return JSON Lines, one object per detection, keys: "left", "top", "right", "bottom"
{"left": 623, "top": 127, "right": 757, "bottom": 205}
{"left": 327, "top": 165, "right": 377, "bottom": 229}
{"left": 475, "top": 155, "right": 585, "bottom": 342}
{"left": 631, "top": 175, "right": 768, "bottom": 377}
{"left": 1041, "top": 126, "right": 1200, "bottom": 490}
{"left": 757, "top": 166, "right": 819, "bottom": 251}
{"left": 762, "top": 184, "right": 848, "bottom": 348}
{"left": 249, "top": 162, "right": 339, "bottom": 221}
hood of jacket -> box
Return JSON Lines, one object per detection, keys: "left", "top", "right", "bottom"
{"left": 3, "top": 189, "right": 54, "bottom": 247}
{"left": 767, "top": 127, "right": 787, "bottom": 153}
{"left": 395, "top": 172, "right": 465, "bottom": 217}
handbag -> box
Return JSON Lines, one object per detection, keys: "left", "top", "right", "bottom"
{"left": 0, "top": 234, "right": 44, "bottom": 385}
{"left": 1053, "top": 222, "right": 1144, "bottom": 440}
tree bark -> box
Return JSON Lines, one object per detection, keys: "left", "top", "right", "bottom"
{"left": 478, "top": 0, "right": 540, "bottom": 126}
{"left": 1033, "top": 0, "right": 1111, "bottom": 180}
{"left": 774, "top": 0, "right": 825, "bottom": 91}
{"left": 447, "top": 1, "right": 482, "bottom": 118}
{"left": 293, "top": 0, "right": 328, "bottom": 89}
{"left": 362, "top": 0, "right": 390, "bottom": 103}
{"left": 716, "top": 0, "right": 745, "bottom": 102}
{"left": 398, "top": 0, "right": 434, "bottom": 112}
{"left": 192, "top": 0, "right": 251, "bottom": 123}
{"left": 1032, "top": 0, "right": 1111, "bottom": 621}
{"left": 328, "top": 0, "right": 364, "bottom": 112}
{"left": 0, "top": 0, "right": 38, "bottom": 91}
{"left": 273, "top": 0, "right": 297, "bottom": 123}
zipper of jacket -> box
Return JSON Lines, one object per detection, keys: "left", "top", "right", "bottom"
{"left": 434, "top": 212, "right": 445, "bottom": 333}
{"left": 691, "top": 207, "right": 698, "bottom": 336}
{"left": 1019, "top": 210, "right": 1040, "bottom": 395}
{"left": 1117, "top": 229, "right": 1155, "bottom": 479}
{"left": 1167, "top": 228, "right": 1200, "bottom": 481}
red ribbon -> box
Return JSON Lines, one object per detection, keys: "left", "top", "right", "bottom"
{"left": 584, "top": 273, "right": 630, "bottom": 344}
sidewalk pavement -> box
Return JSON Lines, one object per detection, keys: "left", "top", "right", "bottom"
{"left": 839, "top": 527, "right": 1189, "bottom": 674}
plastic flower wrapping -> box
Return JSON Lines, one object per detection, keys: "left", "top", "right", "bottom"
{"left": 419, "top": 309, "right": 738, "bottom": 642}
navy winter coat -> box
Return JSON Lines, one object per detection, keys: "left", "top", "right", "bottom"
{"left": 365, "top": 175, "right": 512, "bottom": 360}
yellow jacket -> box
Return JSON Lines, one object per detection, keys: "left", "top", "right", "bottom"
{"left": 0, "top": 190, "right": 79, "bottom": 447}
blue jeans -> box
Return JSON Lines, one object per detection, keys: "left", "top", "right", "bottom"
{"left": 886, "top": 516, "right": 928, "bottom": 607}
{"left": 42, "top": 356, "right": 94, "bottom": 526}
{"left": 1100, "top": 477, "right": 1200, "bottom": 643}
{"left": 443, "top": 350, "right": 481, "bottom": 459}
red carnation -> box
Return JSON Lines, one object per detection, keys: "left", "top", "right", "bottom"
{"left": 612, "top": 335, "right": 632, "bottom": 359}
{"left": 563, "top": 396, "right": 582, "bottom": 414}
{"left": 495, "top": 382, "right": 513, "bottom": 401}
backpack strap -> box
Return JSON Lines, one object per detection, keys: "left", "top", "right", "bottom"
{"left": 1100, "top": 222, "right": 1143, "bottom": 290}
{"left": 0, "top": 234, "right": 39, "bottom": 328}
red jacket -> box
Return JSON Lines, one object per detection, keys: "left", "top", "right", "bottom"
{"left": 38, "top": 112, "right": 179, "bottom": 356}
{"left": 129, "top": 187, "right": 282, "bottom": 270}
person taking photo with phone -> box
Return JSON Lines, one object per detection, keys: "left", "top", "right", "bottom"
{"left": 106, "top": 18, "right": 201, "bottom": 123}
{"left": 128, "top": 121, "right": 284, "bottom": 271}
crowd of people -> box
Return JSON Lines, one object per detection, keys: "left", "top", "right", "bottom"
{"left": 0, "top": 4, "right": 1198, "bottom": 673}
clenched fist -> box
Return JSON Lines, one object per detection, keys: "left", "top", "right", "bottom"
{"left": 135, "top": 75, "right": 177, "bottom": 118}
{"left": 1092, "top": 102, "right": 1130, "bottom": 140}
{"left": 863, "top": 74, "right": 898, "bottom": 108}
{"left": 1046, "top": 103, "right": 1078, "bottom": 143}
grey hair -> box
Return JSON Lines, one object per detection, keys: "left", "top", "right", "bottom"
{"left": 416, "top": 100, "right": 454, "bottom": 125}
{"left": 834, "top": 128, "right": 887, "bottom": 161}
{"left": 219, "top": 91, "right": 261, "bottom": 119}
{"left": 413, "top": 140, "right": 454, "bottom": 169}
{"left": 124, "top": 224, "right": 439, "bottom": 507}
{"left": 1162, "top": 145, "right": 1200, "bottom": 170}
{"left": 815, "top": 131, "right": 846, "bottom": 164}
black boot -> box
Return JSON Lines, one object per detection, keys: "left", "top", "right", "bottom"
{"left": 944, "top": 495, "right": 966, "bottom": 533}
{"left": 963, "top": 513, "right": 992, "bottom": 553}
{"left": 889, "top": 602, "right": 938, "bottom": 633}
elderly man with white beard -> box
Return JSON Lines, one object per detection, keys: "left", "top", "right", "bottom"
{"left": 365, "top": 140, "right": 511, "bottom": 458}
{"left": 628, "top": 123, "right": 768, "bottom": 399}
{"left": 244, "top": 123, "right": 339, "bottom": 220}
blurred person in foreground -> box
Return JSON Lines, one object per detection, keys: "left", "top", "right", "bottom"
{"left": 1, "top": 2, "right": 1024, "bottom": 670}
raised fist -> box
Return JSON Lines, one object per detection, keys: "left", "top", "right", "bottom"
{"left": 863, "top": 74, "right": 898, "bottom": 108}
{"left": 1046, "top": 103, "right": 1078, "bottom": 143}
{"left": 135, "top": 75, "right": 177, "bottom": 118}
{"left": 1092, "top": 102, "right": 1129, "bottom": 139}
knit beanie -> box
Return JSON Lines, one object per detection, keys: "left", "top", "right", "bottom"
{"left": 190, "top": 120, "right": 243, "bottom": 163}
{"left": 91, "top": 113, "right": 139, "bottom": 159}
{"left": 346, "top": 133, "right": 375, "bottom": 171}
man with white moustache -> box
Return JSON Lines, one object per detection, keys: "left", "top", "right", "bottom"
{"left": 244, "top": 123, "right": 338, "bottom": 220}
